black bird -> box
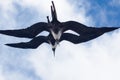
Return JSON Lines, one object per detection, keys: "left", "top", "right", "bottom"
{"left": 0, "top": 1, "right": 119, "bottom": 55}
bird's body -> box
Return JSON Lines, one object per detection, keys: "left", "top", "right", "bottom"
{"left": 0, "top": 1, "right": 119, "bottom": 55}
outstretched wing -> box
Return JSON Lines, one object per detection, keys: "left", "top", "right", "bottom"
{"left": 62, "top": 21, "right": 119, "bottom": 35}
{"left": 60, "top": 26, "right": 119, "bottom": 44}
{"left": 5, "top": 36, "right": 48, "bottom": 49}
{"left": 62, "top": 21, "right": 89, "bottom": 34}
{"left": 0, "top": 22, "right": 48, "bottom": 38}
{"left": 60, "top": 33, "right": 95, "bottom": 44}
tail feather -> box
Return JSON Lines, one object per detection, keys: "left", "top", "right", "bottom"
{"left": 51, "top": 1, "right": 58, "bottom": 22}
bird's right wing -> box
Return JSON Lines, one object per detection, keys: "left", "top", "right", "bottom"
{"left": 60, "top": 26, "right": 119, "bottom": 44}
{"left": 60, "top": 32, "right": 106, "bottom": 44}
{"left": 0, "top": 22, "right": 48, "bottom": 38}
{"left": 62, "top": 21, "right": 119, "bottom": 35}
{"left": 5, "top": 36, "right": 48, "bottom": 49}
{"left": 60, "top": 33, "right": 80, "bottom": 44}
{"left": 62, "top": 21, "right": 90, "bottom": 34}
{"left": 60, "top": 33, "right": 99, "bottom": 44}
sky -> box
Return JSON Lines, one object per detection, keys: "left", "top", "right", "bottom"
{"left": 0, "top": 0, "right": 120, "bottom": 80}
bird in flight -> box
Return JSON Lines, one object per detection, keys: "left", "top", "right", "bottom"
{"left": 0, "top": 1, "right": 119, "bottom": 55}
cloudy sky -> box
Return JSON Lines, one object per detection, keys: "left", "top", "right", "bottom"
{"left": 0, "top": 0, "right": 120, "bottom": 80}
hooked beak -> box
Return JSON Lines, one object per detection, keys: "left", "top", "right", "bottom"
{"left": 52, "top": 48, "right": 56, "bottom": 56}
{"left": 56, "top": 39, "right": 59, "bottom": 44}
{"left": 52, "top": 40, "right": 59, "bottom": 56}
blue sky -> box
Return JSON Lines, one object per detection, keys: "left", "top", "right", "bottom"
{"left": 0, "top": 0, "right": 120, "bottom": 80}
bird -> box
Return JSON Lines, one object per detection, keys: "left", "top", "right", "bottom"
{"left": 0, "top": 1, "right": 119, "bottom": 55}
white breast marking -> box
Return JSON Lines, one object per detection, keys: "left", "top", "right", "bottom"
{"left": 51, "top": 30, "right": 62, "bottom": 40}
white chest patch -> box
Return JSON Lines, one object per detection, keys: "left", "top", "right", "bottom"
{"left": 51, "top": 30, "right": 62, "bottom": 40}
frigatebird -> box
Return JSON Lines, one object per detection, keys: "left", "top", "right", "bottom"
{"left": 0, "top": 1, "right": 119, "bottom": 55}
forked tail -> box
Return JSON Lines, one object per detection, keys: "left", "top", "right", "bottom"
{"left": 51, "top": 1, "right": 58, "bottom": 22}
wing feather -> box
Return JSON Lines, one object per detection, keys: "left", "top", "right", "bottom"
{"left": 0, "top": 22, "right": 48, "bottom": 38}
{"left": 62, "top": 21, "right": 119, "bottom": 35}
{"left": 5, "top": 36, "right": 48, "bottom": 49}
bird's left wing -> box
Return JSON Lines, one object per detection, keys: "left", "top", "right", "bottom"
{"left": 5, "top": 36, "right": 48, "bottom": 49}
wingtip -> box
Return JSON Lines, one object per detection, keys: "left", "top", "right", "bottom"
{"left": 5, "top": 43, "right": 10, "bottom": 46}
{"left": 5, "top": 43, "right": 14, "bottom": 47}
{"left": 112, "top": 27, "right": 119, "bottom": 30}
{"left": 0, "top": 30, "right": 7, "bottom": 34}
{"left": 116, "top": 27, "right": 119, "bottom": 29}
{"left": 5, "top": 43, "right": 13, "bottom": 47}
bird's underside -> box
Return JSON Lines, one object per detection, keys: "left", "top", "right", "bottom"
{"left": 0, "top": 1, "right": 119, "bottom": 55}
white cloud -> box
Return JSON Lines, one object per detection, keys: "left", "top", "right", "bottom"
{"left": 0, "top": 66, "right": 5, "bottom": 80}
{"left": 0, "top": 0, "right": 120, "bottom": 80}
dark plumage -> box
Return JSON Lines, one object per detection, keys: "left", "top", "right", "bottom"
{"left": 0, "top": 1, "right": 119, "bottom": 55}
